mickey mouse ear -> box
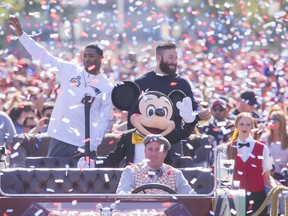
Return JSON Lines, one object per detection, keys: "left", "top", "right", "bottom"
{"left": 168, "top": 90, "right": 186, "bottom": 117}
{"left": 112, "top": 81, "right": 141, "bottom": 111}
{"left": 168, "top": 90, "right": 186, "bottom": 105}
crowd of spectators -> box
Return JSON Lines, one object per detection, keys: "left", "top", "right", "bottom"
{"left": 0, "top": 39, "right": 287, "bottom": 173}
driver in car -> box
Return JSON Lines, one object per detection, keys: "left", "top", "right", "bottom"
{"left": 116, "top": 134, "right": 196, "bottom": 194}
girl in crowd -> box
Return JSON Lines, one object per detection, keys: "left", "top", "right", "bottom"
{"left": 225, "top": 112, "right": 277, "bottom": 216}
{"left": 260, "top": 109, "right": 288, "bottom": 181}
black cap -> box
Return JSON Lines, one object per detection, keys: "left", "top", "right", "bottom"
{"left": 240, "top": 91, "right": 259, "bottom": 107}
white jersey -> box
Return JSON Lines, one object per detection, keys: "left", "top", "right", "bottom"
{"left": 19, "top": 32, "right": 114, "bottom": 151}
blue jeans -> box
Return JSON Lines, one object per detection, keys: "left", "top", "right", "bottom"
{"left": 47, "top": 138, "right": 80, "bottom": 157}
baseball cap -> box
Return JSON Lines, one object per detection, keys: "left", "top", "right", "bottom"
{"left": 212, "top": 98, "right": 227, "bottom": 109}
{"left": 240, "top": 91, "right": 259, "bottom": 107}
{"left": 143, "top": 134, "right": 171, "bottom": 151}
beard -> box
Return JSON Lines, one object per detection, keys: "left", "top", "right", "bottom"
{"left": 159, "top": 58, "right": 177, "bottom": 75}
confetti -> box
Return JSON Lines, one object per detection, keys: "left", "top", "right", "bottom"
{"left": 159, "top": 144, "right": 164, "bottom": 152}
{"left": 61, "top": 117, "right": 70, "bottom": 124}
{"left": 230, "top": 208, "right": 237, "bottom": 215}
{"left": 190, "top": 178, "right": 197, "bottom": 184}
{"left": 104, "top": 173, "right": 110, "bottom": 182}
{"left": 55, "top": 179, "right": 64, "bottom": 183}
{"left": 5, "top": 209, "right": 13, "bottom": 213}
{"left": 49, "top": 33, "right": 59, "bottom": 39}
{"left": 67, "top": 89, "right": 76, "bottom": 96}
{"left": 10, "top": 152, "right": 19, "bottom": 159}
{"left": 35, "top": 209, "right": 44, "bottom": 216}
{"left": 13, "top": 142, "right": 21, "bottom": 150}
{"left": 186, "top": 143, "right": 194, "bottom": 150}
{"left": 46, "top": 188, "right": 55, "bottom": 193}
{"left": 77, "top": 148, "right": 85, "bottom": 153}
{"left": 95, "top": 160, "right": 104, "bottom": 164}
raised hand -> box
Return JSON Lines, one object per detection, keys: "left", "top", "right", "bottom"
{"left": 176, "top": 97, "right": 197, "bottom": 123}
{"left": 8, "top": 16, "right": 23, "bottom": 36}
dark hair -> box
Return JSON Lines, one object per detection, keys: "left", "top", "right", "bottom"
{"left": 156, "top": 42, "right": 176, "bottom": 55}
{"left": 42, "top": 101, "right": 55, "bottom": 116}
{"left": 85, "top": 44, "right": 103, "bottom": 57}
{"left": 23, "top": 115, "right": 37, "bottom": 127}
{"left": 7, "top": 102, "right": 34, "bottom": 121}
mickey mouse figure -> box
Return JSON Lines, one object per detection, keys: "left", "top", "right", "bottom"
{"left": 79, "top": 81, "right": 198, "bottom": 168}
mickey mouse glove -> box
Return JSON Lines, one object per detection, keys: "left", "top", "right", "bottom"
{"left": 176, "top": 97, "right": 197, "bottom": 123}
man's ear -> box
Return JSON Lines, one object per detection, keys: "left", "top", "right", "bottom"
{"left": 164, "top": 150, "right": 168, "bottom": 157}
{"left": 156, "top": 53, "right": 162, "bottom": 61}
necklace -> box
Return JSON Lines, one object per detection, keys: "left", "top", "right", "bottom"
{"left": 83, "top": 70, "right": 96, "bottom": 87}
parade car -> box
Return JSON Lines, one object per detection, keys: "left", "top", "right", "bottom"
{"left": 0, "top": 134, "right": 250, "bottom": 216}
{"left": 0, "top": 134, "right": 287, "bottom": 216}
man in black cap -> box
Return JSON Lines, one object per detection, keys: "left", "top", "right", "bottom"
{"left": 231, "top": 91, "right": 260, "bottom": 120}
{"left": 199, "top": 98, "right": 235, "bottom": 147}
{"left": 116, "top": 134, "right": 195, "bottom": 194}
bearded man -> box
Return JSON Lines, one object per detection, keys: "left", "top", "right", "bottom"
{"left": 134, "top": 42, "right": 210, "bottom": 132}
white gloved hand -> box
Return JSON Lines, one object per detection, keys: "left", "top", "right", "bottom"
{"left": 77, "top": 156, "right": 95, "bottom": 168}
{"left": 176, "top": 97, "right": 197, "bottom": 123}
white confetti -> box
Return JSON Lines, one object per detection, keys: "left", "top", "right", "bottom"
{"left": 216, "top": 121, "right": 227, "bottom": 127}
{"left": 230, "top": 208, "right": 237, "bottom": 215}
{"left": 159, "top": 144, "right": 164, "bottom": 152}
{"left": 153, "top": 25, "right": 160, "bottom": 30}
{"left": 95, "top": 160, "right": 104, "bottom": 164}
{"left": 209, "top": 210, "right": 215, "bottom": 215}
{"left": 6, "top": 209, "right": 13, "bottom": 213}
{"left": 13, "top": 142, "right": 21, "bottom": 150}
{"left": 55, "top": 179, "right": 64, "bottom": 183}
{"left": 67, "top": 89, "right": 76, "bottom": 96}
{"left": 50, "top": 33, "right": 59, "bottom": 39}
{"left": 35, "top": 209, "right": 43, "bottom": 216}
{"left": 186, "top": 143, "right": 194, "bottom": 150}
{"left": 104, "top": 173, "right": 110, "bottom": 182}
{"left": 47, "top": 66, "right": 59, "bottom": 72}
{"left": 10, "top": 152, "right": 19, "bottom": 159}
{"left": 100, "top": 40, "right": 110, "bottom": 46}
{"left": 46, "top": 188, "right": 55, "bottom": 193}
{"left": 257, "top": 155, "right": 264, "bottom": 160}
{"left": 61, "top": 117, "right": 70, "bottom": 124}
{"left": 190, "top": 178, "right": 197, "bottom": 184}
{"left": 77, "top": 147, "right": 85, "bottom": 153}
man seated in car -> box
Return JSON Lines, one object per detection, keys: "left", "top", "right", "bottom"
{"left": 116, "top": 134, "right": 196, "bottom": 194}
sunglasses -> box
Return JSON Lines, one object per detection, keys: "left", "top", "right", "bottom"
{"left": 269, "top": 117, "right": 280, "bottom": 123}
{"left": 212, "top": 107, "right": 225, "bottom": 112}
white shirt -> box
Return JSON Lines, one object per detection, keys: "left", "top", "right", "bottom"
{"left": 221, "top": 136, "right": 273, "bottom": 173}
{"left": 236, "top": 136, "right": 273, "bottom": 172}
{"left": 19, "top": 32, "right": 114, "bottom": 151}
{"left": 134, "top": 143, "right": 145, "bottom": 164}
{"left": 260, "top": 134, "right": 288, "bottom": 173}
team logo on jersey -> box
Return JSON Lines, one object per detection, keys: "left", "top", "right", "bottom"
{"left": 88, "top": 86, "right": 102, "bottom": 96}
{"left": 70, "top": 76, "right": 81, "bottom": 87}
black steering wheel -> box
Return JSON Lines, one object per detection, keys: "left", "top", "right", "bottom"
{"left": 131, "top": 183, "right": 177, "bottom": 194}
